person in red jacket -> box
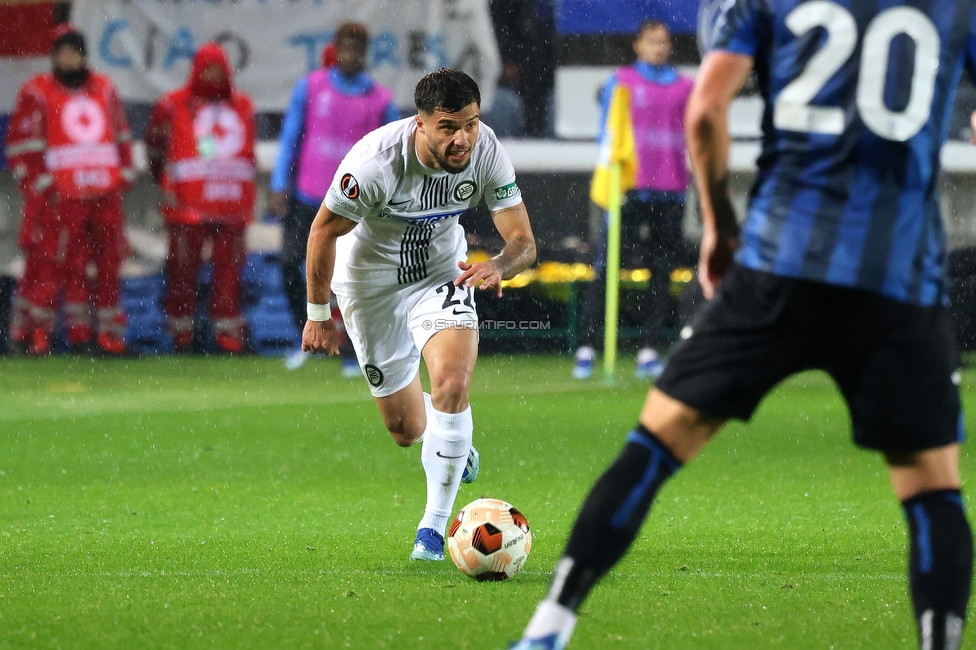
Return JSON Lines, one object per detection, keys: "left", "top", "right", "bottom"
{"left": 5, "top": 25, "right": 134, "bottom": 356}
{"left": 145, "top": 43, "right": 257, "bottom": 353}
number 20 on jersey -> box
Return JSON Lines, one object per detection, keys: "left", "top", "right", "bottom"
{"left": 774, "top": 1, "right": 940, "bottom": 142}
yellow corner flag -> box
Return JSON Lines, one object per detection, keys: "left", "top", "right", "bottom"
{"left": 589, "top": 82, "right": 636, "bottom": 382}
{"left": 590, "top": 83, "right": 637, "bottom": 210}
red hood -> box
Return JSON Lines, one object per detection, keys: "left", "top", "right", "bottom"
{"left": 189, "top": 43, "right": 232, "bottom": 100}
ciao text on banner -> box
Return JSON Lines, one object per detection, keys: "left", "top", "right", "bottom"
{"left": 73, "top": 0, "right": 500, "bottom": 112}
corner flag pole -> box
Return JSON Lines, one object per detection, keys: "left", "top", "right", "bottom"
{"left": 603, "top": 161, "right": 623, "bottom": 383}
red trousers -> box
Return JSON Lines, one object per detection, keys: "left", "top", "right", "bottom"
{"left": 14, "top": 192, "right": 126, "bottom": 342}
{"left": 164, "top": 221, "right": 245, "bottom": 337}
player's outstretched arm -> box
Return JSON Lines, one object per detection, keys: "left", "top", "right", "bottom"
{"left": 456, "top": 202, "right": 536, "bottom": 297}
{"left": 302, "top": 205, "right": 357, "bottom": 355}
{"left": 685, "top": 50, "right": 752, "bottom": 299}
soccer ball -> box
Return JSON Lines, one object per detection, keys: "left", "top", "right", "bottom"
{"left": 447, "top": 498, "right": 532, "bottom": 581}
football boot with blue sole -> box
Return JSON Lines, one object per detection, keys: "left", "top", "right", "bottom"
{"left": 461, "top": 444, "right": 479, "bottom": 484}
{"left": 409, "top": 528, "right": 444, "bottom": 561}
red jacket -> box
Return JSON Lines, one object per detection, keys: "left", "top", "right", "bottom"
{"left": 145, "top": 43, "right": 256, "bottom": 225}
{"left": 5, "top": 71, "right": 133, "bottom": 200}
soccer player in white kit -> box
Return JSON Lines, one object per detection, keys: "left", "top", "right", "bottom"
{"left": 302, "top": 69, "right": 537, "bottom": 561}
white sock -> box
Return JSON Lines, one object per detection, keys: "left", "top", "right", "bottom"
{"left": 418, "top": 405, "right": 473, "bottom": 536}
{"left": 522, "top": 599, "right": 577, "bottom": 645}
{"left": 575, "top": 345, "right": 595, "bottom": 362}
{"left": 636, "top": 347, "right": 659, "bottom": 364}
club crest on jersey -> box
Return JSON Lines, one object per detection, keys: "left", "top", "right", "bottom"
{"left": 364, "top": 364, "right": 383, "bottom": 387}
{"left": 454, "top": 180, "right": 477, "bottom": 201}
{"left": 340, "top": 173, "right": 360, "bottom": 200}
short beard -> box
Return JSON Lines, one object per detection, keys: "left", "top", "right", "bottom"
{"left": 54, "top": 67, "right": 89, "bottom": 89}
{"left": 429, "top": 146, "right": 471, "bottom": 174}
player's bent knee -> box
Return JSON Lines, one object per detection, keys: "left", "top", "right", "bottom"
{"left": 885, "top": 444, "right": 962, "bottom": 502}
{"left": 428, "top": 372, "right": 471, "bottom": 410}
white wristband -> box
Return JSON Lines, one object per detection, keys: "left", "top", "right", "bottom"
{"left": 306, "top": 302, "right": 332, "bottom": 322}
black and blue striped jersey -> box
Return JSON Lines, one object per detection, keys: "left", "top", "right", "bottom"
{"left": 714, "top": 0, "right": 976, "bottom": 305}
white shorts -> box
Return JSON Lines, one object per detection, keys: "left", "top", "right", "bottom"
{"left": 335, "top": 272, "right": 479, "bottom": 398}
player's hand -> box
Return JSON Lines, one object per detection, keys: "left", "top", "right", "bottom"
{"left": 698, "top": 227, "right": 738, "bottom": 300}
{"left": 302, "top": 318, "right": 340, "bottom": 355}
{"left": 455, "top": 260, "right": 504, "bottom": 297}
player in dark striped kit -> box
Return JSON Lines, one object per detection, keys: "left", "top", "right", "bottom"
{"left": 515, "top": 1, "right": 975, "bottom": 648}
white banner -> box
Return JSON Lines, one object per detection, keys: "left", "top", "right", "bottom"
{"left": 0, "top": 57, "right": 49, "bottom": 114}
{"left": 72, "top": 0, "right": 501, "bottom": 112}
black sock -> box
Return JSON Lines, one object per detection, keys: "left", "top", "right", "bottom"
{"left": 902, "top": 489, "right": 972, "bottom": 650}
{"left": 550, "top": 424, "right": 681, "bottom": 611}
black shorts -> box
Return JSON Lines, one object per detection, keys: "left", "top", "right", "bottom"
{"left": 655, "top": 266, "right": 963, "bottom": 452}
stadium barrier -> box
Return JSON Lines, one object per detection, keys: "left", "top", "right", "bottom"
{"left": 4, "top": 139, "right": 976, "bottom": 352}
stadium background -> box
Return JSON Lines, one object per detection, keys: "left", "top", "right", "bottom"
{"left": 2, "top": 3, "right": 976, "bottom": 649}
{"left": 3, "top": 0, "right": 976, "bottom": 353}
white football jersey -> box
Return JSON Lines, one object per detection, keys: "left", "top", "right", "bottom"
{"left": 323, "top": 117, "right": 523, "bottom": 295}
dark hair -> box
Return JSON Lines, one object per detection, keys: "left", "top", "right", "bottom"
{"left": 414, "top": 68, "right": 481, "bottom": 114}
{"left": 52, "top": 26, "right": 87, "bottom": 56}
{"left": 636, "top": 19, "right": 669, "bottom": 38}
{"left": 335, "top": 22, "right": 369, "bottom": 49}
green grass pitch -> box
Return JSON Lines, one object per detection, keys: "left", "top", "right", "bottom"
{"left": 1, "top": 354, "right": 973, "bottom": 649}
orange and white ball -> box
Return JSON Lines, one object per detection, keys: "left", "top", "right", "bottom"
{"left": 447, "top": 498, "right": 532, "bottom": 581}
